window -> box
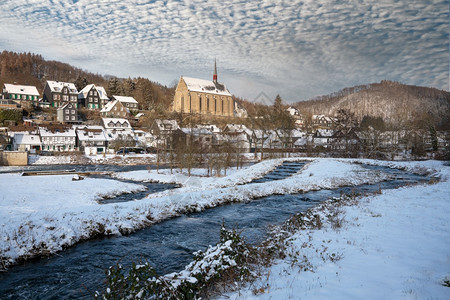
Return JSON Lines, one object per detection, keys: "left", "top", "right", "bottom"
{"left": 72, "top": 116, "right": 75, "bottom": 120}
{"left": 65, "top": 116, "right": 69, "bottom": 120}
{"left": 65, "top": 109, "right": 69, "bottom": 114}
{"left": 63, "top": 95, "right": 68, "bottom": 101}
{"left": 53, "top": 95, "right": 58, "bottom": 100}
{"left": 72, "top": 110, "right": 75, "bottom": 114}
{"left": 89, "top": 90, "right": 93, "bottom": 95}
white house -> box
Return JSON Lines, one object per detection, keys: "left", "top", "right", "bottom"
{"left": 39, "top": 125, "right": 77, "bottom": 152}
{"left": 75, "top": 125, "right": 109, "bottom": 155}
{"left": 12, "top": 133, "right": 41, "bottom": 152}
{"left": 102, "top": 117, "right": 134, "bottom": 140}
{"left": 112, "top": 95, "right": 139, "bottom": 111}
{"left": 2, "top": 83, "right": 40, "bottom": 106}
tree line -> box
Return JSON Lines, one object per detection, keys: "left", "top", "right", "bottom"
{"left": 0, "top": 50, "right": 174, "bottom": 111}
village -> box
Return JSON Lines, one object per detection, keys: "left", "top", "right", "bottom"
{"left": 0, "top": 65, "right": 447, "bottom": 166}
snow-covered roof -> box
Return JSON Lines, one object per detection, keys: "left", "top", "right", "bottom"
{"left": 223, "top": 124, "right": 249, "bottom": 132}
{"left": 182, "top": 76, "right": 232, "bottom": 96}
{"left": 3, "top": 83, "right": 39, "bottom": 96}
{"left": 46, "top": 81, "right": 78, "bottom": 94}
{"left": 78, "top": 84, "right": 109, "bottom": 100}
{"left": 102, "top": 118, "right": 131, "bottom": 129}
{"left": 154, "top": 119, "right": 179, "bottom": 130}
{"left": 100, "top": 100, "right": 118, "bottom": 113}
{"left": 194, "top": 124, "right": 221, "bottom": 133}
{"left": 14, "top": 133, "right": 41, "bottom": 146}
{"left": 76, "top": 126, "right": 108, "bottom": 142}
{"left": 180, "top": 128, "right": 213, "bottom": 136}
{"left": 315, "top": 129, "right": 335, "bottom": 137}
{"left": 113, "top": 95, "right": 138, "bottom": 104}
{"left": 39, "top": 126, "right": 76, "bottom": 137}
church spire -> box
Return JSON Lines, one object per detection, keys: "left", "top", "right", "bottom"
{"left": 213, "top": 58, "right": 218, "bottom": 83}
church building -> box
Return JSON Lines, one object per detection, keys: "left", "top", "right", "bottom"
{"left": 172, "top": 61, "right": 235, "bottom": 117}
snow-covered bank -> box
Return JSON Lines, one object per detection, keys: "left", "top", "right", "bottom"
{"left": 221, "top": 160, "right": 449, "bottom": 299}
{"left": 0, "top": 158, "right": 428, "bottom": 270}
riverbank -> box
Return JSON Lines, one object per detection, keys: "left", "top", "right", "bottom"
{"left": 0, "top": 158, "right": 392, "bottom": 270}
{"left": 221, "top": 160, "right": 449, "bottom": 299}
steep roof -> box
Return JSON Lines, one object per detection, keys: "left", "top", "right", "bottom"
{"left": 3, "top": 83, "right": 39, "bottom": 96}
{"left": 102, "top": 118, "right": 131, "bottom": 129}
{"left": 113, "top": 95, "right": 138, "bottom": 104}
{"left": 46, "top": 81, "right": 78, "bottom": 93}
{"left": 78, "top": 84, "right": 109, "bottom": 100}
{"left": 182, "top": 76, "right": 232, "bottom": 96}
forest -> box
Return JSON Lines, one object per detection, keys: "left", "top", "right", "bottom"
{"left": 0, "top": 51, "right": 174, "bottom": 112}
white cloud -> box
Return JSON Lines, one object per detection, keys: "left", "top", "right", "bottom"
{"left": 0, "top": 0, "right": 447, "bottom": 102}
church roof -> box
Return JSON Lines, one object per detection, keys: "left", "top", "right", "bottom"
{"left": 182, "top": 76, "right": 232, "bottom": 97}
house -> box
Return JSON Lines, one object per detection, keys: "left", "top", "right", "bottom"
{"left": 57, "top": 103, "right": 78, "bottom": 123}
{"left": 43, "top": 81, "right": 78, "bottom": 108}
{"left": 100, "top": 100, "right": 130, "bottom": 118}
{"left": 194, "top": 124, "right": 221, "bottom": 133}
{"left": 75, "top": 125, "right": 109, "bottom": 155}
{"left": 223, "top": 123, "right": 250, "bottom": 133}
{"left": 312, "top": 129, "right": 335, "bottom": 148}
{"left": 39, "top": 124, "right": 77, "bottom": 152}
{"left": 2, "top": 83, "right": 40, "bottom": 106}
{"left": 0, "top": 98, "right": 18, "bottom": 109}
{"left": 172, "top": 61, "right": 235, "bottom": 117}
{"left": 150, "top": 119, "right": 179, "bottom": 148}
{"left": 213, "top": 131, "right": 250, "bottom": 152}
{"left": 134, "top": 129, "right": 154, "bottom": 148}
{"left": 172, "top": 128, "right": 214, "bottom": 151}
{"left": 286, "top": 107, "right": 304, "bottom": 127}
{"left": 112, "top": 95, "right": 139, "bottom": 112}
{"left": 312, "top": 115, "right": 334, "bottom": 129}
{"left": 102, "top": 117, "right": 134, "bottom": 141}
{"left": 78, "top": 84, "right": 109, "bottom": 109}
{"left": 12, "top": 133, "right": 41, "bottom": 152}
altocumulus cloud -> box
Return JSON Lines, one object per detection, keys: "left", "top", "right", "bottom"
{"left": 0, "top": 0, "right": 448, "bottom": 102}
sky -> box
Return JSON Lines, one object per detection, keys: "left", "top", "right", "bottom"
{"left": 0, "top": 0, "right": 448, "bottom": 103}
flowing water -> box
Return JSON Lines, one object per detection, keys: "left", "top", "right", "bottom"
{"left": 0, "top": 162, "right": 430, "bottom": 299}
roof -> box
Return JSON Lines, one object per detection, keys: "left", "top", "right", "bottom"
{"left": 113, "top": 95, "right": 138, "bottom": 104}
{"left": 223, "top": 124, "right": 249, "bottom": 132}
{"left": 3, "top": 83, "right": 39, "bottom": 96}
{"left": 46, "top": 81, "right": 78, "bottom": 94}
{"left": 14, "top": 133, "right": 41, "bottom": 145}
{"left": 102, "top": 118, "right": 131, "bottom": 129}
{"left": 180, "top": 128, "right": 213, "bottom": 135}
{"left": 154, "top": 119, "right": 179, "bottom": 130}
{"left": 78, "top": 84, "right": 109, "bottom": 100}
{"left": 39, "top": 125, "right": 76, "bottom": 137}
{"left": 100, "top": 100, "right": 118, "bottom": 113}
{"left": 76, "top": 126, "right": 108, "bottom": 142}
{"left": 182, "top": 76, "right": 232, "bottom": 96}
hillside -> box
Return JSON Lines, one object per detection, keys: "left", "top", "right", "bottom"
{"left": 0, "top": 51, "right": 174, "bottom": 110}
{"left": 294, "top": 81, "right": 450, "bottom": 129}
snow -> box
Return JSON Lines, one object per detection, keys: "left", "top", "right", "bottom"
{"left": 182, "top": 76, "right": 232, "bottom": 96}
{"left": 221, "top": 160, "right": 450, "bottom": 299}
{"left": 0, "top": 157, "right": 448, "bottom": 300}
{"left": 3, "top": 83, "right": 40, "bottom": 96}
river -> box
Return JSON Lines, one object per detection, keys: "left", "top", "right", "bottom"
{"left": 0, "top": 162, "right": 430, "bottom": 299}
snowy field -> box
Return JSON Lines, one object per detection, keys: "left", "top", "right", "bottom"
{"left": 0, "top": 157, "right": 448, "bottom": 299}
{"left": 221, "top": 160, "right": 450, "bottom": 299}
{"left": 1, "top": 158, "right": 391, "bottom": 269}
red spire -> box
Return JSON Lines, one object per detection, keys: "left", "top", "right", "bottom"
{"left": 213, "top": 59, "right": 217, "bottom": 83}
